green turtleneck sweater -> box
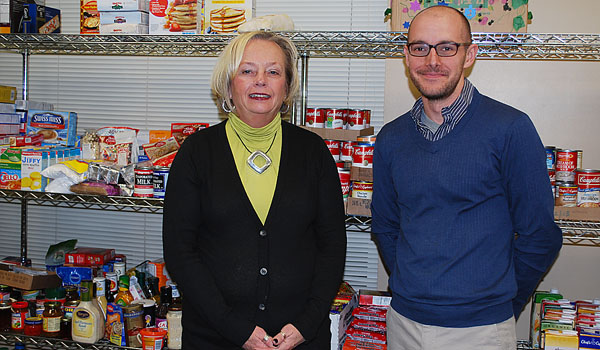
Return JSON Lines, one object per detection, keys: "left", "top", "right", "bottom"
{"left": 225, "top": 112, "right": 282, "bottom": 224}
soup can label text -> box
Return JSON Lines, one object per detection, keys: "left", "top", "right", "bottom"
{"left": 340, "top": 141, "right": 355, "bottom": 161}
{"left": 347, "top": 110, "right": 365, "bottom": 130}
{"left": 324, "top": 139, "right": 340, "bottom": 161}
{"left": 134, "top": 166, "right": 154, "bottom": 198}
{"left": 556, "top": 149, "right": 578, "bottom": 183}
{"left": 352, "top": 181, "right": 373, "bottom": 199}
{"left": 352, "top": 145, "right": 374, "bottom": 168}
{"left": 555, "top": 182, "right": 577, "bottom": 207}
{"left": 153, "top": 167, "right": 170, "bottom": 199}
{"left": 576, "top": 169, "right": 600, "bottom": 207}
{"left": 326, "top": 108, "right": 345, "bottom": 129}
{"left": 338, "top": 169, "right": 350, "bottom": 200}
{"left": 305, "top": 108, "right": 325, "bottom": 128}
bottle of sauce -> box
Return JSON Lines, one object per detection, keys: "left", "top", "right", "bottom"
{"left": 167, "top": 304, "right": 182, "bottom": 349}
{"left": 105, "top": 272, "right": 118, "bottom": 303}
{"left": 93, "top": 277, "right": 107, "bottom": 320}
{"left": 155, "top": 286, "right": 172, "bottom": 336}
{"left": 170, "top": 282, "right": 182, "bottom": 306}
{"left": 42, "top": 301, "right": 62, "bottom": 338}
{"left": 63, "top": 285, "right": 80, "bottom": 321}
{"left": 0, "top": 301, "right": 11, "bottom": 332}
{"left": 115, "top": 275, "right": 134, "bottom": 306}
{"left": 11, "top": 301, "right": 29, "bottom": 334}
{"left": 147, "top": 277, "right": 161, "bottom": 305}
{"left": 71, "top": 280, "right": 104, "bottom": 344}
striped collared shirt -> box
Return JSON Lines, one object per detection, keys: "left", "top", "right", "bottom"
{"left": 410, "top": 79, "right": 475, "bottom": 142}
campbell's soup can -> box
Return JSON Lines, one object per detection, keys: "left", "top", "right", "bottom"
{"left": 347, "top": 110, "right": 365, "bottom": 130}
{"left": 134, "top": 165, "right": 154, "bottom": 198}
{"left": 352, "top": 144, "right": 374, "bottom": 168}
{"left": 335, "top": 161, "right": 346, "bottom": 169}
{"left": 153, "top": 166, "right": 170, "bottom": 199}
{"left": 338, "top": 169, "right": 350, "bottom": 200}
{"left": 305, "top": 108, "right": 325, "bottom": 128}
{"left": 576, "top": 150, "right": 583, "bottom": 169}
{"left": 326, "top": 108, "right": 345, "bottom": 129}
{"left": 555, "top": 182, "right": 577, "bottom": 207}
{"left": 352, "top": 181, "right": 373, "bottom": 199}
{"left": 357, "top": 135, "right": 376, "bottom": 145}
{"left": 361, "top": 109, "right": 371, "bottom": 128}
{"left": 555, "top": 149, "right": 578, "bottom": 183}
{"left": 545, "top": 146, "right": 556, "bottom": 171}
{"left": 340, "top": 141, "right": 356, "bottom": 161}
{"left": 324, "top": 139, "right": 340, "bottom": 161}
{"left": 576, "top": 169, "right": 600, "bottom": 207}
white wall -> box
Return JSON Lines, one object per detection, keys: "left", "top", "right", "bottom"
{"left": 381, "top": 0, "right": 600, "bottom": 340}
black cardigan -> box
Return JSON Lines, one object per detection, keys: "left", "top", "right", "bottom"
{"left": 163, "top": 120, "right": 347, "bottom": 349}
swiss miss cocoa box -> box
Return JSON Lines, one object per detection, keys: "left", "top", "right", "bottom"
{"left": 26, "top": 110, "right": 77, "bottom": 147}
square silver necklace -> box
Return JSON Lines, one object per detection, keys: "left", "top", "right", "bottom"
{"left": 232, "top": 128, "right": 277, "bottom": 174}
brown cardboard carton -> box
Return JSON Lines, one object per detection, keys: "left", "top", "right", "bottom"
{"left": 554, "top": 207, "right": 600, "bottom": 222}
{"left": 350, "top": 166, "right": 373, "bottom": 182}
{"left": 390, "top": 0, "right": 528, "bottom": 33}
{"left": 301, "top": 126, "right": 375, "bottom": 142}
{"left": 346, "top": 197, "right": 371, "bottom": 217}
{"left": 0, "top": 264, "right": 62, "bottom": 290}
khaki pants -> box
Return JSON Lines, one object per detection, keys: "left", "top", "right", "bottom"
{"left": 386, "top": 307, "right": 516, "bottom": 350}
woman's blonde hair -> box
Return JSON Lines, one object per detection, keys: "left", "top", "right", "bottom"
{"left": 211, "top": 31, "right": 300, "bottom": 114}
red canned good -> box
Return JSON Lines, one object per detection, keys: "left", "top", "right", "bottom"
{"left": 326, "top": 108, "right": 345, "bottom": 129}
{"left": 338, "top": 169, "right": 350, "bottom": 200}
{"left": 134, "top": 165, "right": 154, "bottom": 198}
{"left": 347, "top": 110, "right": 365, "bottom": 130}
{"left": 305, "top": 108, "right": 325, "bottom": 128}
{"left": 335, "top": 161, "right": 346, "bottom": 169}
{"left": 324, "top": 139, "right": 340, "bottom": 161}
{"left": 555, "top": 182, "right": 577, "bottom": 207}
{"left": 351, "top": 181, "right": 373, "bottom": 199}
{"left": 556, "top": 149, "right": 578, "bottom": 183}
{"left": 340, "top": 141, "right": 356, "bottom": 161}
{"left": 576, "top": 169, "right": 600, "bottom": 207}
{"left": 361, "top": 109, "right": 371, "bottom": 128}
{"left": 352, "top": 144, "right": 374, "bottom": 169}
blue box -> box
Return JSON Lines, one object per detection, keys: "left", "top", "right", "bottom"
{"left": 21, "top": 3, "right": 60, "bottom": 33}
{"left": 26, "top": 110, "right": 77, "bottom": 147}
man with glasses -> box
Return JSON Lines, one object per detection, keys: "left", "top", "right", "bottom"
{"left": 372, "top": 6, "right": 562, "bottom": 350}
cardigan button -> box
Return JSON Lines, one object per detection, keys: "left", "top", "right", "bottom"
{"left": 259, "top": 229, "right": 267, "bottom": 237}
{"left": 260, "top": 267, "right": 268, "bottom": 276}
{"left": 258, "top": 303, "right": 266, "bottom": 311}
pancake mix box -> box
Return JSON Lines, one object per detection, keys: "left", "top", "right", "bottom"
{"left": 203, "top": 0, "right": 252, "bottom": 34}
{"left": 26, "top": 109, "right": 78, "bottom": 147}
{"left": 149, "top": 0, "right": 199, "bottom": 34}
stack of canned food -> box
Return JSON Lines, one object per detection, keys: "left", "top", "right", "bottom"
{"left": 305, "top": 107, "right": 371, "bottom": 130}
{"left": 546, "top": 146, "right": 599, "bottom": 207}
{"left": 332, "top": 135, "right": 375, "bottom": 203}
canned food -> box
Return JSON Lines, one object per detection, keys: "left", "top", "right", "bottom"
{"left": 351, "top": 181, "right": 373, "bottom": 199}
{"left": 361, "top": 109, "right": 371, "bottom": 128}
{"left": 338, "top": 169, "right": 350, "bottom": 200}
{"left": 555, "top": 149, "right": 578, "bottom": 183}
{"left": 305, "top": 108, "right": 325, "bottom": 128}
{"left": 340, "top": 141, "right": 355, "bottom": 161}
{"left": 134, "top": 166, "right": 154, "bottom": 198}
{"left": 545, "top": 146, "right": 556, "bottom": 171}
{"left": 325, "top": 108, "right": 345, "bottom": 129}
{"left": 152, "top": 167, "right": 169, "bottom": 199}
{"left": 576, "top": 150, "right": 584, "bottom": 169}
{"left": 357, "top": 135, "right": 376, "bottom": 145}
{"left": 576, "top": 169, "right": 600, "bottom": 207}
{"left": 555, "top": 182, "right": 577, "bottom": 207}
{"left": 324, "top": 139, "right": 340, "bottom": 161}
{"left": 352, "top": 144, "right": 374, "bottom": 169}
{"left": 123, "top": 304, "right": 144, "bottom": 347}
{"left": 347, "top": 110, "right": 365, "bottom": 130}
{"left": 113, "top": 262, "right": 126, "bottom": 278}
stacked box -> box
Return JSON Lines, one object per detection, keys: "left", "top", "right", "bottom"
{"left": 80, "top": 0, "right": 100, "bottom": 34}
{"left": 0, "top": 147, "right": 21, "bottom": 190}
{"left": 20, "top": 3, "right": 60, "bottom": 33}
{"left": 99, "top": 0, "right": 148, "bottom": 33}
{"left": 26, "top": 109, "right": 77, "bottom": 147}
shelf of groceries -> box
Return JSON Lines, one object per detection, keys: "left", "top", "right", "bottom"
{"left": 0, "top": 32, "right": 600, "bottom": 60}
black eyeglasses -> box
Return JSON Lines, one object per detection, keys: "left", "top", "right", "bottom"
{"left": 406, "top": 42, "right": 471, "bottom": 57}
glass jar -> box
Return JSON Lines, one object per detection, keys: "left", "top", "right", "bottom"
{"left": 60, "top": 316, "right": 71, "bottom": 340}
{"left": 0, "top": 301, "right": 11, "bottom": 332}
{"left": 0, "top": 285, "right": 11, "bottom": 302}
{"left": 11, "top": 301, "right": 29, "bottom": 333}
{"left": 42, "top": 301, "right": 63, "bottom": 338}
{"left": 167, "top": 305, "right": 182, "bottom": 349}
{"left": 24, "top": 316, "right": 42, "bottom": 336}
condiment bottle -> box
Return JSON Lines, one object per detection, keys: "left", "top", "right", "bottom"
{"left": 170, "top": 282, "right": 182, "bottom": 306}
{"left": 147, "top": 277, "right": 161, "bottom": 305}
{"left": 155, "top": 286, "right": 172, "bottom": 335}
{"left": 42, "top": 301, "right": 62, "bottom": 337}
{"left": 11, "top": 301, "right": 29, "bottom": 333}
{"left": 72, "top": 280, "right": 104, "bottom": 344}
{"left": 167, "top": 304, "right": 182, "bottom": 349}
{"left": 93, "top": 277, "right": 107, "bottom": 320}
{"left": 0, "top": 301, "right": 11, "bottom": 332}
{"left": 115, "top": 275, "right": 134, "bottom": 306}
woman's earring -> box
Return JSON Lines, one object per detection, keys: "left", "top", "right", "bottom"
{"left": 222, "top": 99, "right": 232, "bottom": 113}
{"left": 280, "top": 103, "right": 290, "bottom": 114}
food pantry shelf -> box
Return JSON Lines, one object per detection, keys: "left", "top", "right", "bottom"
{"left": 0, "top": 33, "right": 599, "bottom": 60}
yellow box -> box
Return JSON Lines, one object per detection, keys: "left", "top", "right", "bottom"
{"left": 0, "top": 85, "right": 17, "bottom": 104}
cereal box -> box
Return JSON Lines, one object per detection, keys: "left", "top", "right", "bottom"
{"left": 26, "top": 110, "right": 78, "bottom": 147}
{"left": 203, "top": 0, "right": 252, "bottom": 34}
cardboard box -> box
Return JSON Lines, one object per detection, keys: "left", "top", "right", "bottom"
{"left": 0, "top": 86, "right": 16, "bottom": 104}
{"left": 26, "top": 109, "right": 78, "bottom": 147}
{"left": 330, "top": 293, "right": 358, "bottom": 344}
{"left": 65, "top": 247, "right": 116, "bottom": 266}
{"left": 204, "top": 0, "right": 252, "bottom": 34}
{"left": 358, "top": 289, "right": 391, "bottom": 307}
{"left": 21, "top": 149, "right": 48, "bottom": 191}
{"left": 346, "top": 197, "right": 371, "bottom": 217}
{"left": 149, "top": 0, "right": 198, "bottom": 34}
{"left": 350, "top": 166, "right": 373, "bottom": 182}
{"left": 19, "top": 3, "right": 61, "bottom": 33}
{"left": 100, "top": 10, "right": 148, "bottom": 24}
{"left": 80, "top": 0, "right": 100, "bottom": 34}
{"left": 390, "top": 0, "right": 529, "bottom": 33}
{"left": 98, "top": 0, "right": 148, "bottom": 12}
{"left": 0, "top": 147, "right": 21, "bottom": 190}
{"left": 302, "top": 126, "right": 375, "bottom": 142}
{"left": 100, "top": 22, "right": 148, "bottom": 33}
{"left": 554, "top": 206, "right": 600, "bottom": 222}
{"left": 0, "top": 263, "right": 62, "bottom": 290}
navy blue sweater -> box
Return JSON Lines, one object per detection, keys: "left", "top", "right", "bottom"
{"left": 372, "top": 89, "right": 562, "bottom": 327}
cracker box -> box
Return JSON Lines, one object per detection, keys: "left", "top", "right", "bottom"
{"left": 26, "top": 109, "right": 77, "bottom": 147}
{"left": 203, "top": 0, "right": 252, "bottom": 34}
{"left": 81, "top": 0, "right": 100, "bottom": 34}
{"left": 390, "top": 0, "right": 529, "bottom": 33}
{"left": 149, "top": 0, "right": 198, "bottom": 34}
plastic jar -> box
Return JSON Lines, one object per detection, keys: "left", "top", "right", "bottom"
{"left": 24, "top": 316, "right": 42, "bottom": 336}
{"left": 11, "top": 301, "right": 29, "bottom": 333}
{"left": 167, "top": 305, "right": 182, "bottom": 349}
{"left": 42, "top": 301, "right": 63, "bottom": 337}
